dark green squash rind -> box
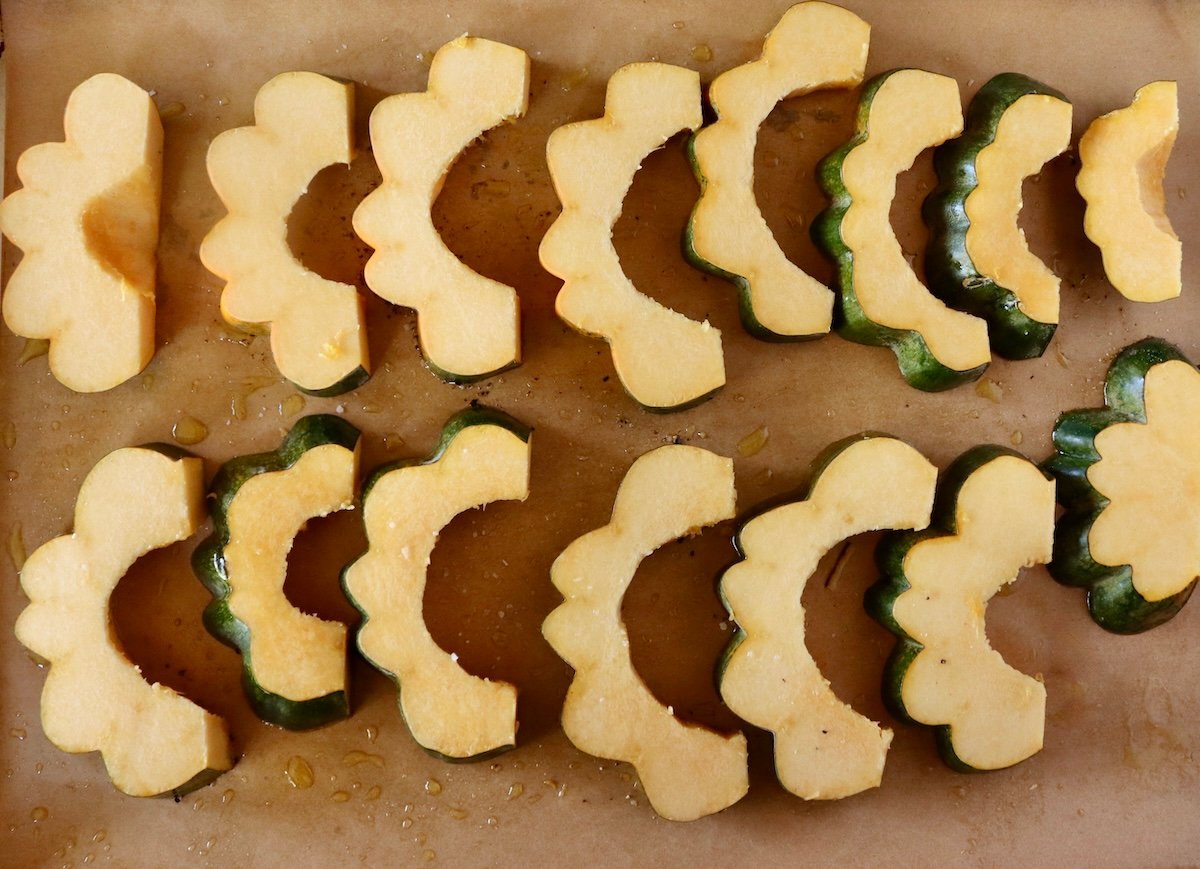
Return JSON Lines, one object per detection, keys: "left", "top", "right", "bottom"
{"left": 811, "top": 69, "right": 987, "bottom": 392}
{"left": 923, "top": 73, "right": 1069, "bottom": 360}
{"left": 868, "top": 444, "right": 1042, "bottom": 772}
{"left": 192, "top": 414, "right": 361, "bottom": 731}
{"left": 342, "top": 405, "right": 531, "bottom": 762}
{"left": 297, "top": 364, "right": 371, "bottom": 397}
{"left": 1041, "top": 337, "right": 1197, "bottom": 633}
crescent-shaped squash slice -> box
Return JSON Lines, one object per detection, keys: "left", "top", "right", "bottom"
{"left": 868, "top": 447, "right": 1055, "bottom": 771}
{"left": 353, "top": 36, "right": 529, "bottom": 382}
{"left": 0, "top": 73, "right": 161, "bottom": 392}
{"left": 200, "top": 71, "right": 369, "bottom": 396}
{"left": 540, "top": 63, "right": 724, "bottom": 411}
{"left": 813, "top": 69, "right": 990, "bottom": 391}
{"left": 14, "top": 447, "right": 232, "bottom": 797}
{"left": 1076, "top": 81, "right": 1181, "bottom": 303}
{"left": 685, "top": 1, "right": 870, "bottom": 339}
{"left": 342, "top": 408, "right": 531, "bottom": 759}
{"left": 543, "top": 445, "right": 747, "bottom": 821}
{"left": 718, "top": 435, "right": 936, "bottom": 799}
{"left": 192, "top": 415, "right": 360, "bottom": 730}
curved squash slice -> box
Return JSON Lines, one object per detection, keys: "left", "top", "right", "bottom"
{"left": 540, "top": 63, "right": 723, "bottom": 411}
{"left": 1076, "top": 81, "right": 1180, "bottom": 302}
{"left": 0, "top": 73, "right": 161, "bottom": 392}
{"left": 14, "top": 447, "right": 232, "bottom": 797}
{"left": 342, "top": 408, "right": 531, "bottom": 759}
{"left": 718, "top": 435, "right": 935, "bottom": 799}
{"left": 869, "top": 447, "right": 1055, "bottom": 771}
{"left": 353, "top": 36, "right": 529, "bottom": 382}
{"left": 813, "top": 69, "right": 990, "bottom": 391}
{"left": 686, "top": 1, "right": 870, "bottom": 339}
{"left": 200, "top": 71, "right": 369, "bottom": 396}
{"left": 192, "top": 415, "right": 360, "bottom": 730}
{"left": 1043, "top": 337, "right": 1200, "bottom": 633}
{"left": 543, "top": 445, "right": 746, "bottom": 821}
{"left": 924, "top": 74, "right": 1071, "bottom": 359}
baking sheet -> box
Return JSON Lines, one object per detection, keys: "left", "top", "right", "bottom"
{"left": 1, "top": 0, "right": 1198, "bottom": 865}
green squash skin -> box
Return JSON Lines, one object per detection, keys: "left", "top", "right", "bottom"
{"left": 425, "top": 355, "right": 520, "bottom": 387}
{"left": 867, "top": 444, "right": 1043, "bottom": 773}
{"left": 1041, "top": 337, "right": 1198, "bottom": 633}
{"left": 811, "top": 69, "right": 988, "bottom": 392}
{"left": 192, "top": 414, "right": 362, "bottom": 731}
{"left": 298, "top": 364, "right": 371, "bottom": 397}
{"left": 923, "top": 73, "right": 1069, "bottom": 360}
{"left": 342, "top": 405, "right": 532, "bottom": 762}
{"left": 683, "top": 133, "right": 827, "bottom": 343}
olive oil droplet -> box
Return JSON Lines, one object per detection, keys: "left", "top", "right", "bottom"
{"left": 366, "top": 785, "right": 382, "bottom": 801}
{"left": 342, "top": 750, "right": 384, "bottom": 768}
{"left": 172, "top": 415, "right": 209, "bottom": 446}
{"left": 505, "top": 782, "right": 523, "bottom": 800}
{"left": 31, "top": 806, "right": 49, "bottom": 822}
{"left": 736, "top": 425, "right": 769, "bottom": 457}
{"left": 690, "top": 44, "right": 714, "bottom": 63}
{"left": 8, "top": 523, "right": 26, "bottom": 572}
{"left": 424, "top": 778, "right": 442, "bottom": 796}
{"left": 285, "top": 756, "right": 314, "bottom": 789}
{"left": 331, "top": 790, "right": 351, "bottom": 803}
{"left": 17, "top": 338, "right": 50, "bottom": 365}
{"left": 280, "top": 394, "right": 306, "bottom": 417}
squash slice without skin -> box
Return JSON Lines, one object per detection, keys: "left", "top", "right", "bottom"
{"left": 719, "top": 435, "right": 935, "bottom": 799}
{"left": 0, "top": 73, "right": 161, "bottom": 393}
{"left": 543, "top": 445, "right": 747, "bottom": 821}
{"left": 869, "top": 447, "right": 1055, "bottom": 771}
{"left": 342, "top": 408, "right": 531, "bottom": 759}
{"left": 192, "top": 415, "right": 360, "bottom": 730}
{"left": 814, "top": 69, "right": 990, "bottom": 391}
{"left": 924, "top": 74, "right": 1071, "bottom": 360}
{"left": 353, "top": 36, "right": 528, "bottom": 383}
{"left": 201, "top": 71, "right": 369, "bottom": 396}
{"left": 1044, "top": 338, "right": 1200, "bottom": 633}
{"left": 541, "top": 63, "right": 724, "bottom": 412}
{"left": 1076, "top": 81, "right": 1181, "bottom": 302}
{"left": 686, "top": 1, "right": 869, "bottom": 339}
{"left": 14, "top": 447, "right": 232, "bottom": 797}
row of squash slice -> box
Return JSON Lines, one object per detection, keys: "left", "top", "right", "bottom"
{"left": 14, "top": 335, "right": 1199, "bottom": 815}
{"left": 0, "top": 3, "right": 1181, "bottom": 400}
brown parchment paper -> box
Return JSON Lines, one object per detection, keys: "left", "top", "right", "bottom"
{"left": 1, "top": 0, "right": 1198, "bottom": 865}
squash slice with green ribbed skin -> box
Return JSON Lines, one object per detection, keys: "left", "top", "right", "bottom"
{"left": 924, "top": 73, "right": 1071, "bottom": 360}
{"left": 1043, "top": 337, "right": 1200, "bottom": 633}
{"left": 342, "top": 408, "right": 531, "bottom": 760}
{"left": 868, "top": 446, "right": 1054, "bottom": 772}
{"left": 192, "top": 415, "right": 361, "bottom": 730}
{"left": 543, "top": 444, "right": 747, "bottom": 821}
{"left": 15, "top": 446, "right": 233, "bottom": 798}
{"left": 813, "top": 69, "right": 990, "bottom": 391}
{"left": 685, "top": 1, "right": 869, "bottom": 339}
{"left": 719, "top": 435, "right": 935, "bottom": 799}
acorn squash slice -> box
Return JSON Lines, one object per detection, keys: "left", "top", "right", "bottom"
{"left": 813, "top": 69, "right": 990, "bottom": 391}
{"left": 1076, "top": 81, "right": 1180, "bottom": 302}
{"left": 353, "top": 36, "right": 529, "bottom": 382}
{"left": 342, "top": 408, "right": 531, "bottom": 760}
{"left": 0, "top": 73, "right": 161, "bottom": 392}
{"left": 1043, "top": 337, "right": 1200, "bottom": 632}
{"left": 924, "top": 73, "right": 1072, "bottom": 359}
{"left": 685, "top": 1, "right": 870, "bottom": 339}
{"left": 868, "top": 446, "right": 1055, "bottom": 771}
{"left": 540, "top": 62, "right": 724, "bottom": 411}
{"left": 201, "top": 71, "right": 369, "bottom": 396}
{"left": 543, "top": 444, "right": 747, "bottom": 821}
{"left": 718, "top": 435, "right": 935, "bottom": 799}
{"left": 192, "top": 415, "right": 360, "bottom": 730}
{"left": 14, "top": 447, "right": 232, "bottom": 797}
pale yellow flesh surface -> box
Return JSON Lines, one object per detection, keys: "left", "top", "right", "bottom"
{"left": 13, "top": 449, "right": 232, "bottom": 797}
{"left": 540, "top": 63, "right": 724, "bottom": 410}
{"left": 0, "top": 73, "right": 160, "bottom": 393}
{"left": 719, "top": 437, "right": 935, "bottom": 799}
{"left": 1088, "top": 360, "right": 1200, "bottom": 601}
{"left": 895, "top": 455, "right": 1054, "bottom": 770}
{"left": 689, "top": 1, "right": 869, "bottom": 336}
{"left": 543, "top": 445, "right": 747, "bottom": 821}
{"left": 343, "top": 424, "right": 531, "bottom": 758}
{"left": 224, "top": 442, "right": 358, "bottom": 703}
{"left": 1077, "top": 81, "right": 1181, "bottom": 302}
{"left": 841, "top": 70, "right": 989, "bottom": 372}
{"left": 964, "top": 93, "right": 1071, "bottom": 325}
{"left": 353, "top": 36, "right": 527, "bottom": 379}
{"left": 201, "top": 71, "right": 368, "bottom": 392}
